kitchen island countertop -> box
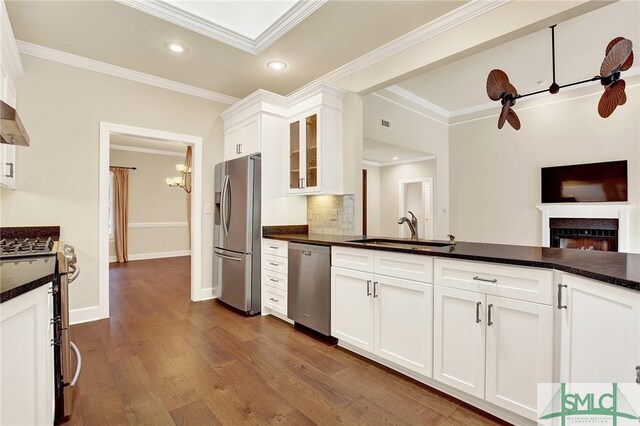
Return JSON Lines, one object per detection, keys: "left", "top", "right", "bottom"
{"left": 1, "top": 256, "right": 56, "bottom": 303}
{"left": 263, "top": 232, "right": 640, "bottom": 292}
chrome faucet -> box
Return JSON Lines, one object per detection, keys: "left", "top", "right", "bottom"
{"left": 398, "top": 211, "right": 418, "bottom": 240}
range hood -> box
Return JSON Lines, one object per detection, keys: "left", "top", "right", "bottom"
{"left": 1, "top": 100, "right": 29, "bottom": 146}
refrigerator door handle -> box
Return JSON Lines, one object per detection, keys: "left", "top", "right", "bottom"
{"left": 221, "top": 175, "right": 230, "bottom": 236}
{"left": 224, "top": 175, "right": 232, "bottom": 235}
{"left": 214, "top": 250, "right": 242, "bottom": 262}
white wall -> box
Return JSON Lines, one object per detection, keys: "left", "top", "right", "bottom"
{"left": 449, "top": 86, "right": 640, "bottom": 252}
{"left": 108, "top": 149, "right": 190, "bottom": 260}
{"left": 364, "top": 164, "right": 380, "bottom": 235}
{"left": 0, "top": 55, "right": 227, "bottom": 313}
{"left": 364, "top": 94, "right": 449, "bottom": 238}
{"left": 376, "top": 160, "right": 437, "bottom": 238}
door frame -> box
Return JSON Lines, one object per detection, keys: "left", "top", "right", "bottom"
{"left": 98, "top": 122, "right": 205, "bottom": 320}
{"left": 398, "top": 177, "right": 434, "bottom": 239}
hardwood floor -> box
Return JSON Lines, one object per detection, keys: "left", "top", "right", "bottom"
{"left": 61, "top": 256, "right": 509, "bottom": 425}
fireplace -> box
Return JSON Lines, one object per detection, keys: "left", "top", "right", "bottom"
{"left": 549, "top": 218, "right": 618, "bottom": 252}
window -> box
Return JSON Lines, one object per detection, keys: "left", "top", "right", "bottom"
{"left": 108, "top": 171, "right": 114, "bottom": 238}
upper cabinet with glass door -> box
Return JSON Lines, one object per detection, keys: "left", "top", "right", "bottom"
{"left": 288, "top": 110, "right": 320, "bottom": 193}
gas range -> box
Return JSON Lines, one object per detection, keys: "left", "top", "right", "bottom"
{"left": 0, "top": 237, "right": 57, "bottom": 258}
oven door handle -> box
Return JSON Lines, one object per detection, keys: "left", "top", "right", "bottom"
{"left": 69, "top": 341, "right": 82, "bottom": 386}
{"left": 68, "top": 264, "right": 80, "bottom": 283}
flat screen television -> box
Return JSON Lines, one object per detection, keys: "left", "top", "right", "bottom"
{"left": 541, "top": 160, "right": 628, "bottom": 203}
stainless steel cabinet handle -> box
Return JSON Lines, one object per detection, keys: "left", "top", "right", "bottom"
{"left": 214, "top": 251, "right": 241, "bottom": 262}
{"left": 269, "top": 278, "right": 279, "bottom": 283}
{"left": 557, "top": 284, "right": 568, "bottom": 309}
{"left": 366, "top": 280, "right": 372, "bottom": 296}
{"left": 5, "top": 162, "right": 14, "bottom": 178}
{"left": 68, "top": 264, "right": 80, "bottom": 283}
{"left": 473, "top": 276, "right": 497, "bottom": 283}
{"left": 488, "top": 304, "right": 494, "bottom": 326}
{"left": 476, "top": 301, "right": 482, "bottom": 323}
{"left": 269, "top": 297, "right": 279, "bottom": 303}
{"left": 636, "top": 366, "right": 640, "bottom": 384}
{"left": 269, "top": 262, "right": 280, "bottom": 267}
{"left": 373, "top": 281, "right": 379, "bottom": 298}
{"left": 301, "top": 177, "right": 306, "bottom": 188}
{"left": 70, "top": 341, "right": 82, "bottom": 386}
{"left": 269, "top": 246, "right": 279, "bottom": 250}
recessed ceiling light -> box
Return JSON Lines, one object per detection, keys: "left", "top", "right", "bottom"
{"left": 392, "top": 156, "right": 399, "bottom": 160}
{"left": 167, "top": 43, "right": 185, "bottom": 53}
{"left": 267, "top": 60, "right": 287, "bottom": 71}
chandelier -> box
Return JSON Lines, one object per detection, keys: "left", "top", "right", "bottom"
{"left": 165, "top": 146, "right": 192, "bottom": 193}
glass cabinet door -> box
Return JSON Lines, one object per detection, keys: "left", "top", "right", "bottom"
{"left": 289, "top": 120, "right": 300, "bottom": 190}
{"left": 305, "top": 114, "right": 318, "bottom": 189}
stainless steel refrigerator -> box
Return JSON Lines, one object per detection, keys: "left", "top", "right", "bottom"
{"left": 213, "top": 154, "right": 261, "bottom": 315}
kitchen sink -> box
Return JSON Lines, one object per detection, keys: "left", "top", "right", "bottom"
{"left": 347, "top": 238, "right": 453, "bottom": 248}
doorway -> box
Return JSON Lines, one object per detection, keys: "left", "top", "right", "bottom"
{"left": 98, "top": 122, "right": 205, "bottom": 320}
{"left": 398, "top": 178, "right": 434, "bottom": 239}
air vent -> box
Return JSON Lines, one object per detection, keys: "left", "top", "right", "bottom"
{"left": 381, "top": 119, "right": 391, "bottom": 128}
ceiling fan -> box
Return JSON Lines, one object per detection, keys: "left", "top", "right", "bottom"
{"left": 486, "top": 25, "right": 634, "bottom": 130}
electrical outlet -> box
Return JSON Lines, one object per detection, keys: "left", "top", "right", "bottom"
{"left": 330, "top": 209, "right": 338, "bottom": 221}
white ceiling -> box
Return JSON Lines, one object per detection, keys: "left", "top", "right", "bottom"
{"left": 6, "top": 0, "right": 466, "bottom": 98}
{"left": 392, "top": 0, "right": 640, "bottom": 114}
{"left": 363, "top": 138, "right": 433, "bottom": 165}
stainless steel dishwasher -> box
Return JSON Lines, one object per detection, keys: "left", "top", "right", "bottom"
{"left": 288, "top": 242, "right": 331, "bottom": 336}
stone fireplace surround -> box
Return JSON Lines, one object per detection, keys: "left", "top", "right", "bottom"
{"left": 537, "top": 203, "right": 635, "bottom": 252}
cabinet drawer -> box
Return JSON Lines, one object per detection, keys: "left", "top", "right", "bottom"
{"left": 332, "top": 247, "right": 374, "bottom": 272}
{"left": 264, "top": 255, "right": 288, "bottom": 275}
{"left": 374, "top": 251, "right": 433, "bottom": 283}
{"left": 263, "top": 270, "right": 287, "bottom": 292}
{"left": 263, "top": 239, "right": 288, "bottom": 258}
{"left": 263, "top": 286, "right": 287, "bottom": 315}
{"left": 434, "top": 259, "right": 553, "bottom": 304}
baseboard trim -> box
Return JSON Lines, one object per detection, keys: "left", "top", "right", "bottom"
{"left": 69, "top": 305, "right": 106, "bottom": 325}
{"left": 109, "top": 250, "right": 191, "bottom": 263}
{"left": 195, "top": 287, "right": 217, "bottom": 302}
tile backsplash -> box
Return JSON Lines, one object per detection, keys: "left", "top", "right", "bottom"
{"left": 307, "top": 194, "right": 355, "bottom": 236}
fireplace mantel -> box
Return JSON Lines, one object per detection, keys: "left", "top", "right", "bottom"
{"left": 536, "top": 203, "right": 635, "bottom": 252}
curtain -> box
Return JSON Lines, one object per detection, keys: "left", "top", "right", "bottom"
{"left": 110, "top": 167, "right": 129, "bottom": 263}
{"left": 184, "top": 146, "right": 192, "bottom": 248}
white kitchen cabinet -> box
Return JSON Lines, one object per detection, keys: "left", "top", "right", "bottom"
{"left": 0, "top": 142, "right": 16, "bottom": 189}
{"left": 559, "top": 273, "right": 640, "bottom": 384}
{"left": 374, "top": 275, "right": 432, "bottom": 377}
{"left": 433, "top": 285, "right": 486, "bottom": 398}
{"left": 224, "top": 115, "right": 260, "bottom": 160}
{"left": 485, "top": 295, "right": 553, "bottom": 420}
{"left": 331, "top": 249, "right": 434, "bottom": 378}
{"left": 0, "top": 284, "right": 54, "bottom": 426}
{"left": 331, "top": 267, "right": 375, "bottom": 352}
{"left": 261, "top": 238, "right": 289, "bottom": 317}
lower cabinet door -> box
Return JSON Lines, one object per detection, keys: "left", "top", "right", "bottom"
{"left": 485, "top": 295, "right": 553, "bottom": 420}
{"left": 374, "top": 275, "right": 433, "bottom": 377}
{"left": 331, "top": 267, "right": 374, "bottom": 352}
{"left": 560, "top": 274, "right": 640, "bottom": 384}
{"left": 433, "top": 285, "right": 486, "bottom": 398}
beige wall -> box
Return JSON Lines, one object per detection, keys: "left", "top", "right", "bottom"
{"left": 108, "top": 149, "right": 190, "bottom": 259}
{"left": 0, "top": 55, "right": 226, "bottom": 311}
{"left": 449, "top": 87, "right": 640, "bottom": 252}
{"left": 364, "top": 94, "right": 449, "bottom": 238}
{"left": 375, "top": 160, "right": 437, "bottom": 237}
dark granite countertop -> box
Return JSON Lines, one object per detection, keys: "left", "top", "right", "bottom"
{"left": 263, "top": 233, "right": 640, "bottom": 292}
{"left": 1, "top": 257, "right": 56, "bottom": 303}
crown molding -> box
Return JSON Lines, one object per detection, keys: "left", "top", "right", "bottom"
{"left": 1, "top": 1, "right": 23, "bottom": 79}
{"left": 363, "top": 155, "right": 437, "bottom": 168}
{"left": 114, "top": 0, "right": 326, "bottom": 55}
{"left": 294, "top": 0, "right": 510, "bottom": 94}
{"left": 385, "top": 85, "right": 450, "bottom": 118}
{"left": 16, "top": 40, "right": 239, "bottom": 105}
{"left": 110, "top": 144, "right": 185, "bottom": 157}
